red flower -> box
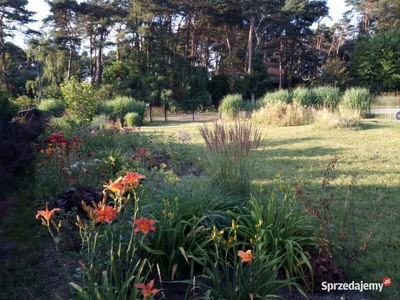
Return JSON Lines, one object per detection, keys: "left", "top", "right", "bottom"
{"left": 89, "top": 152, "right": 96, "bottom": 156}
{"left": 135, "top": 280, "right": 159, "bottom": 298}
{"left": 36, "top": 205, "right": 60, "bottom": 223}
{"left": 134, "top": 217, "right": 156, "bottom": 234}
{"left": 93, "top": 206, "right": 118, "bottom": 223}
{"left": 122, "top": 172, "right": 146, "bottom": 187}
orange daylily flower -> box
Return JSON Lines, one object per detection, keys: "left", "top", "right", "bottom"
{"left": 135, "top": 279, "right": 159, "bottom": 298}
{"left": 103, "top": 177, "right": 133, "bottom": 195}
{"left": 36, "top": 205, "right": 60, "bottom": 223}
{"left": 238, "top": 249, "right": 254, "bottom": 263}
{"left": 93, "top": 205, "right": 119, "bottom": 223}
{"left": 46, "top": 148, "right": 56, "bottom": 155}
{"left": 133, "top": 217, "right": 156, "bottom": 234}
{"left": 122, "top": 172, "right": 146, "bottom": 187}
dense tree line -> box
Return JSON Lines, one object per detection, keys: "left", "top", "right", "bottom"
{"left": 1, "top": 0, "right": 400, "bottom": 118}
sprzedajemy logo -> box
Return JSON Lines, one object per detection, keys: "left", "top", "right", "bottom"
{"left": 321, "top": 278, "right": 392, "bottom": 293}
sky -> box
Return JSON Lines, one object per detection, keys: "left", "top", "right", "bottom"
{"left": 12, "top": 0, "right": 349, "bottom": 49}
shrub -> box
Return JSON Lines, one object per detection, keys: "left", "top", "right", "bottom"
{"left": 37, "top": 98, "right": 66, "bottom": 117}
{"left": 12, "top": 95, "right": 37, "bottom": 110}
{"left": 98, "top": 96, "right": 146, "bottom": 122}
{"left": 260, "top": 89, "right": 292, "bottom": 105}
{"left": 312, "top": 86, "right": 342, "bottom": 109}
{"left": 342, "top": 87, "right": 372, "bottom": 113}
{"left": 219, "top": 94, "right": 243, "bottom": 119}
{"left": 0, "top": 88, "right": 18, "bottom": 122}
{"left": 90, "top": 114, "right": 110, "bottom": 129}
{"left": 230, "top": 192, "right": 317, "bottom": 290}
{"left": 292, "top": 86, "right": 316, "bottom": 106}
{"left": 314, "top": 106, "right": 361, "bottom": 129}
{"left": 146, "top": 179, "right": 244, "bottom": 229}
{"left": 124, "top": 112, "right": 142, "bottom": 127}
{"left": 252, "top": 100, "right": 313, "bottom": 126}
{"left": 198, "top": 121, "right": 262, "bottom": 195}
{"left": 60, "top": 79, "right": 97, "bottom": 124}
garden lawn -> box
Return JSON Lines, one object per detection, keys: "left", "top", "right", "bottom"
{"left": 141, "top": 119, "right": 400, "bottom": 300}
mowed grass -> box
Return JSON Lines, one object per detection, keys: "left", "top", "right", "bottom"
{"left": 141, "top": 119, "right": 400, "bottom": 299}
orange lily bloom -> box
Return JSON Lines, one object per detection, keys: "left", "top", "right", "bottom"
{"left": 238, "top": 249, "right": 254, "bottom": 263}
{"left": 93, "top": 206, "right": 119, "bottom": 223}
{"left": 36, "top": 205, "right": 60, "bottom": 223}
{"left": 133, "top": 217, "right": 156, "bottom": 234}
{"left": 122, "top": 172, "right": 145, "bottom": 187}
{"left": 103, "top": 178, "right": 133, "bottom": 195}
{"left": 135, "top": 279, "right": 159, "bottom": 298}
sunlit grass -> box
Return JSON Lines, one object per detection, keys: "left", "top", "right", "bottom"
{"left": 141, "top": 118, "right": 400, "bottom": 299}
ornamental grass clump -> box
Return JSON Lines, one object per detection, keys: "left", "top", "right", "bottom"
{"left": 198, "top": 121, "right": 262, "bottom": 195}
{"left": 219, "top": 94, "right": 243, "bottom": 120}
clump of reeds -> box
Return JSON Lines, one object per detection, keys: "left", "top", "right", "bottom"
{"left": 198, "top": 121, "right": 262, "bottom": 195}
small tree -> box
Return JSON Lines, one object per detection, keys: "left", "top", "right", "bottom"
{"left": 182, "top": 66, "right": 210, "bottom": 121}
{"left": 60, "top": 78, "right": 96, "bottom": 124}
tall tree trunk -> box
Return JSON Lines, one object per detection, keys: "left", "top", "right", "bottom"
{"left": 184, "top": 13, "right": 192, "bottom": 76}
{"left": 67, "top": 43, "right": 73, "bottom": 81}
{"left": 204, "top": 23, "right": 211, "bottom": 67}
{"left": 247, "top": 16, "right": 255, "bottom": 74}
{"left": 89, "top": 35, "right": 94, "bottom": 81}
{"left": 279, "top": 39, "right": 283, "bottom": 89}
{"left": 96, "top": 35, "right": 103, "bottom": 85}
{"left": 224, "top": 24, "right": 235, "bottom": 83}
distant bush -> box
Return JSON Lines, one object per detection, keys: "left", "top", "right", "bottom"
{"left": 260, "top": 90, "right": 293, "bottom": 105}
{"left": 90, "top": 114, "right": 110, "bottom": 129}
{"left": 293, "top": 86, "right": 316, "bottom": 106}
{"left": 12, "top": 95, "right": 37, "bottom": 110}
{"left": 0, "top": 88, "right": 18, "bottom": 122}
{"left": 252, "top": 100, "right": 313, "bottom": 126}
{"left": 312, "top": 86, "right": 341, "bottom": 109}
{"left": 342, "top": 87, "right": 372, "bottom": 113}
{"left": 314, "top": 106, "right": 361, "bottom": 129}
{"left": 37, "top": 98, "right": 66, "bottom": 117}
{"left": 124, "top": 112, "right": 141, "bottom": 127}
{"left": 61, "top": 79, "right": 97, "bottom": 124}
{"left": 98, "top": 96, "right": 146, "bottom": 122}
{"left": 219, "top": 94, "right": 243, "bottom": 120}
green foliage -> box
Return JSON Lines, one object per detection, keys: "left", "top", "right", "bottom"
{"left": 233, "top": 55, "right": 273, "bottom": 99}
{"left": 342, "top": 87, "right": 372, "bottom": 113}
{"left": 292, "top": 86, "right": 316, "bottom": 106}
{"left": 219, "top": 94, "right": 243, "bottom": 119}
{"left": 260, "top": 89, "right": 293, "bottom": 105}
{"left": 37, "top": 98, "right": 66, "bottom": 117}
{"left": 314, "top": 58, "right": 351, "bottom": 89}
{"left": 230, "top": 192, "right": 317, "bottom": 290}
{"left": 42, "top": 84, "right": 63, "bottom": 100}
{"left": 198, "top": 121, "right": 262, "bottom": 195}
{"left": 142, "top": 194, "right": 211, "bottom": 280}
{"left": 208, "top": 74, "right": 230, "bottom": 107}
{"left": 182, "top": 66, "right": 210, "bottom": 113}
{"left": 12, "top": 95, "right": 37, "bottom": 110}
{"left": 192, "top": 223, "right": 293, "bottom": 299}
{"left": 350, "top": 31, "right": 400, "bottom": 93}
{"left": 60, "top": 79, "right": 97, "bottom": 124}
{"left": 124, "top": 112, "right": 141, "bottom": 127}
{"left": 147, "top": 179, "right": 244, "bottom": 229}
{"left": 312, "top": 86, "right": 342, "bottom": 109}
{"left": 0, "top": 88, "right": 18, "bottom": 121}
{"left": 98, "top": 96, "right": 146, "bottom": 122}
{"left": 103, "top": 61, "right": 130, "bottom": 83}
